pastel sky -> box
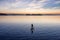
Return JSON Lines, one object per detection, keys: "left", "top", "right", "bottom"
{"left": 0, "top": 0, "right": 60, "bottom": 14}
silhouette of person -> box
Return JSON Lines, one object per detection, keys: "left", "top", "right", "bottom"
{"left": 31, "top": 24, "right": 34, "bottom": 34}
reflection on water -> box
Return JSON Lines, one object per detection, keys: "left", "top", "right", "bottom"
{"left": 31, "top": 24, "right": 34, "bottom": 34}
{"left": 0, "top": 16, "right": 60, "bottom": 40}
{"left": 0, "top": 16, "right": 60, "bottom": 23}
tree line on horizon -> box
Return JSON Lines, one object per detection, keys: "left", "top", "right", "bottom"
{"left": 0, "top": 13, "right": 60, "bottom": 16}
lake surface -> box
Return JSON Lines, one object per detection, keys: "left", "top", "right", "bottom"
{"left": 0, "top": 16, "right": 60, "bottom": 40}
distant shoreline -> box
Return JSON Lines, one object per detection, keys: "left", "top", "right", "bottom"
{"left": 0, "top": 14, "right": 60, "bottom": 16}
{"left": 0, "top": 13, "right": 60, "bottom": 16}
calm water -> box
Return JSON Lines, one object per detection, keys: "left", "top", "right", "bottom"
{"left": 0, "top": 16, "right": 60, "bottom": 40}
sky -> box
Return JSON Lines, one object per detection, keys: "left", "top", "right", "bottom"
{"left": 0, "top": 0, "right": 60, "bottom": 14}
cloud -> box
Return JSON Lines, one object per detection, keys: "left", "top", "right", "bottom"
{"left": 42, "top": 0, "right": 60, "bottom": 9}
{"left": 35, "top": 0, "right": 48, "bottom": 2}
{"left": 55, "top": 0, "right": 60, "bottom": 4}
{"left": 0, "top": 0, "right": 60, "bottom": 13}
{"left": 0, "top": 0, "right": 47, "bottom": 9}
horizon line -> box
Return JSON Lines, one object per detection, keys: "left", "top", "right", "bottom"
{"left": 0, "top": 13, "right": 60, "bottom": 16}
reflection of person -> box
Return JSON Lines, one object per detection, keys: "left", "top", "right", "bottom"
{"left": 31, "top": 24, "right": 34, "bottom": 34}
